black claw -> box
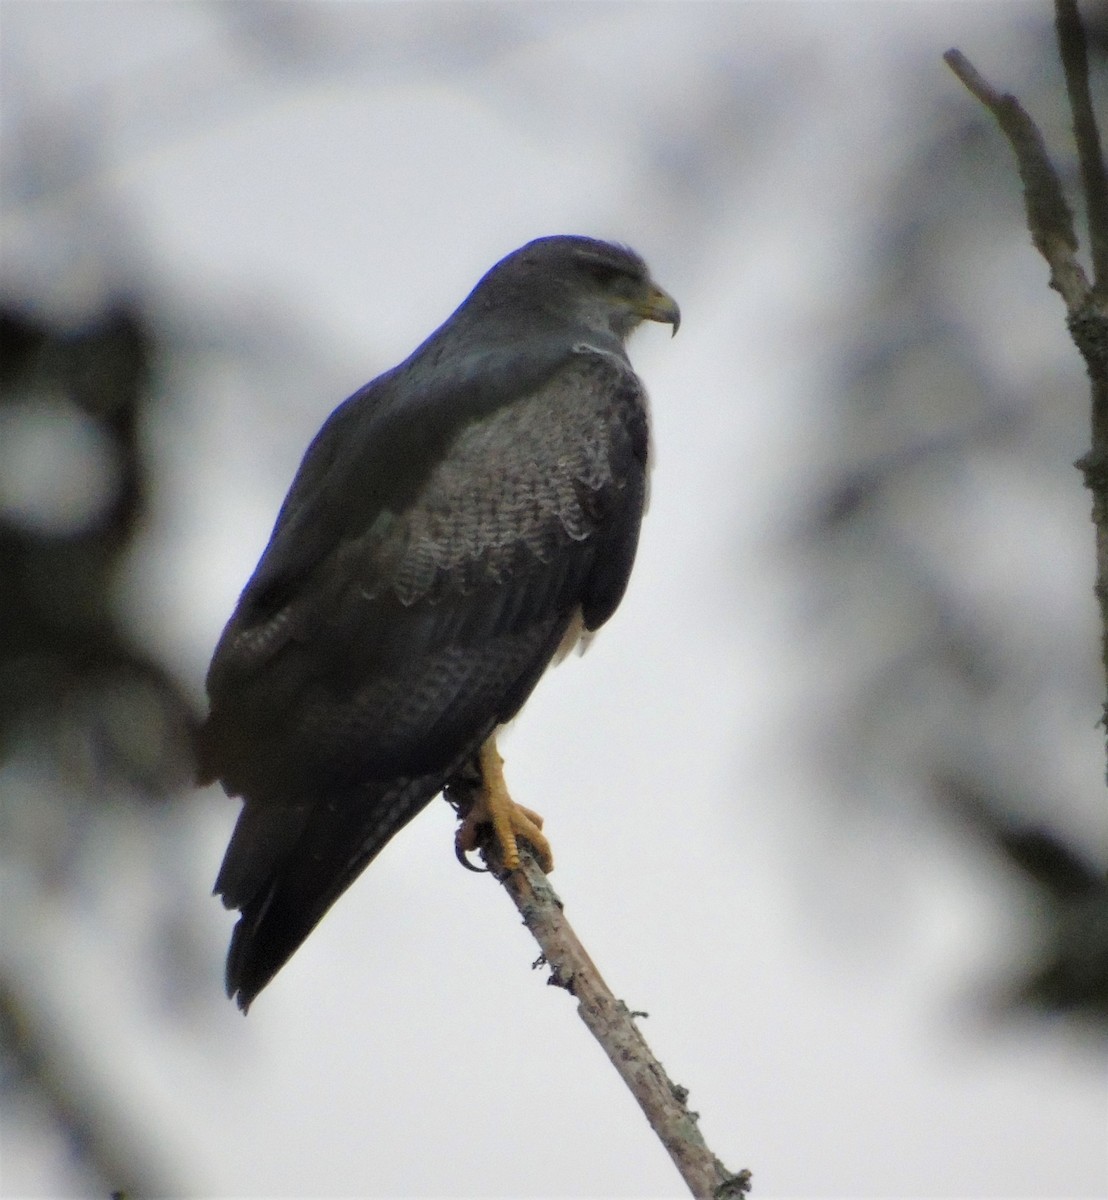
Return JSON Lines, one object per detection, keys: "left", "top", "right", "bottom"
{"left": 455, "top": 841, "right": 488, "bottom": 872}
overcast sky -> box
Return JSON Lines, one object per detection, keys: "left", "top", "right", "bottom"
{"left": 3, "top": 3, "right": 1106, "bottom": 1197}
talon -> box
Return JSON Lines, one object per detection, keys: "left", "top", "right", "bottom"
{"left": 454, "top": 807, "right": 489, "bottom": 872}
{"left": 452, "top": 735, "right": 554, "bottom": 873}
{"left": 454, "top": 843, "right": 488, "bottom": 873}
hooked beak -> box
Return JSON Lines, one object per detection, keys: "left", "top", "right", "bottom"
{"left": 638, "top": 282, "right": 681, "bottom": 336}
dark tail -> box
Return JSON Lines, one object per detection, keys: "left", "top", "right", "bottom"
{"left": 216, "top": 778, "right": 441, "bottom": 1011}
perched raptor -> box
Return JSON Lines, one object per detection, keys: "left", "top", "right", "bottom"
{"left": 198, "top": 235, "right": 679, "bottom": 1010}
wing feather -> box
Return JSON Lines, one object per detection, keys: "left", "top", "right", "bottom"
{"left": 202, "top": 349, "right": 649, "bottom": 1004}
{"left": 202, "top": 349, "right": 647, "bottom": 785}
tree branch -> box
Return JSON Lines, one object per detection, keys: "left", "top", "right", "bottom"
{"left": 446, "top": 762, "right": 750, "bottom": 1198}
{"left": 1056, "top": 0, "right": 1108, "bottom": 291}
{"left": 491, "top": 848, "right": 750, "bottom": 1199}
{"left": 944, "top": 3, "right": 1108, "bottom": 755}
{"left": 941, "top": 46, "right": 1091, "bottom": 309}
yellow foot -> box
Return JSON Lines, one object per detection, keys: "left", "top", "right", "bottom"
{"left": 455, "top": 737, "right": 554, "bottom": 873}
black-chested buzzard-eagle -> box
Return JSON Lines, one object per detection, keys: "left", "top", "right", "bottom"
{"left": 198, "top": 235, "right": 679, "bottom": 1010}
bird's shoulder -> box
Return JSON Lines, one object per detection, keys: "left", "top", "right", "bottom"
{"left": 241, "top": 338, "right": 640, "bottom": 606}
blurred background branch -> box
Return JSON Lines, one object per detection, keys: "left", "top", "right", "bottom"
{"left": 0, "top": 974, "right": 174, "bottom": 1197}
{"left": 938, "top": 0, "right": 1108, "bottom": 1020}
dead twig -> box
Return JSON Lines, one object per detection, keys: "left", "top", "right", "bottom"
{"left": 945, "top": 0, "right": 1108, "bottom": 748}
{"left": 1055, "top": 0, "right": 1108, "bottom": 291}
{"left": 446, "top": 767, "right": 749, "bottom": 1199}
{"left": 941, "top": 45, "right": 1091, "bottom": 309}
{"left": 492, "top": 846, "right": 750, "bottom": 1199}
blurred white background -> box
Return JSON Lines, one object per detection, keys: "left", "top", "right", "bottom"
{"left": 2, "top": 3, "right": 1105, "bottom": 1197}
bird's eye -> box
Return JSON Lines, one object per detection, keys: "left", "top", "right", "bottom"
{"left": 582, "top": 261, "right": 626, "bottom": 288}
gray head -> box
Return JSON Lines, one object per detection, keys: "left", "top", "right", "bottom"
{"left": 458, "top": 235, "right": 680, "bottom": 345}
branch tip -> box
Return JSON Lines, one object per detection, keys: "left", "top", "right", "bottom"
{"left": 944, "top": 44, "right": 1090, "bottom": 309}
{"left": 487, "top": 840, "right": 748, "bottom": 1197}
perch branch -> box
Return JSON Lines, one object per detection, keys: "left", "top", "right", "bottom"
{"left": 446, "top": 765, "right": 749, "bottom": 1198}
{"left": 489, "top": 845, "right": 751, "bottom": 1199}
{"left": 944, "top": 1, "right": 1108, "bottom": 751}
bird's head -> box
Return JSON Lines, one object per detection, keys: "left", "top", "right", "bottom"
{"left": 471, "top": 235, "right": 680, "bottom": 346}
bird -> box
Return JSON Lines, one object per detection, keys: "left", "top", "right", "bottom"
{"left": 197, "top": 235, "right": 679, "bottom": 1010}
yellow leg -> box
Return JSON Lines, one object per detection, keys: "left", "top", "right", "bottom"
{"left": 455, "top": 735, "right": 554, "bottom": 872}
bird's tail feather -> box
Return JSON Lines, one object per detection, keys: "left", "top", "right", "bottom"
{"left": 218, "top": 778, "right": 441, "bottom": 1011}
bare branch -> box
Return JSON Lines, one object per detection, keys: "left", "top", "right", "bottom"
{"left": 444, "top": 738, "right": 749, "bottom": 1198}
{"left": 1056, "top": 0, "right": 1108, "bottom": 291}
{"left": 942, "top": 47, "right": 1092, "bottom": 310}
{"left": 944, "top": 12, "right": 1108, "bottom": 756}
{"left": 474, "top": 833, "right": 750, "bottom": 1198}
